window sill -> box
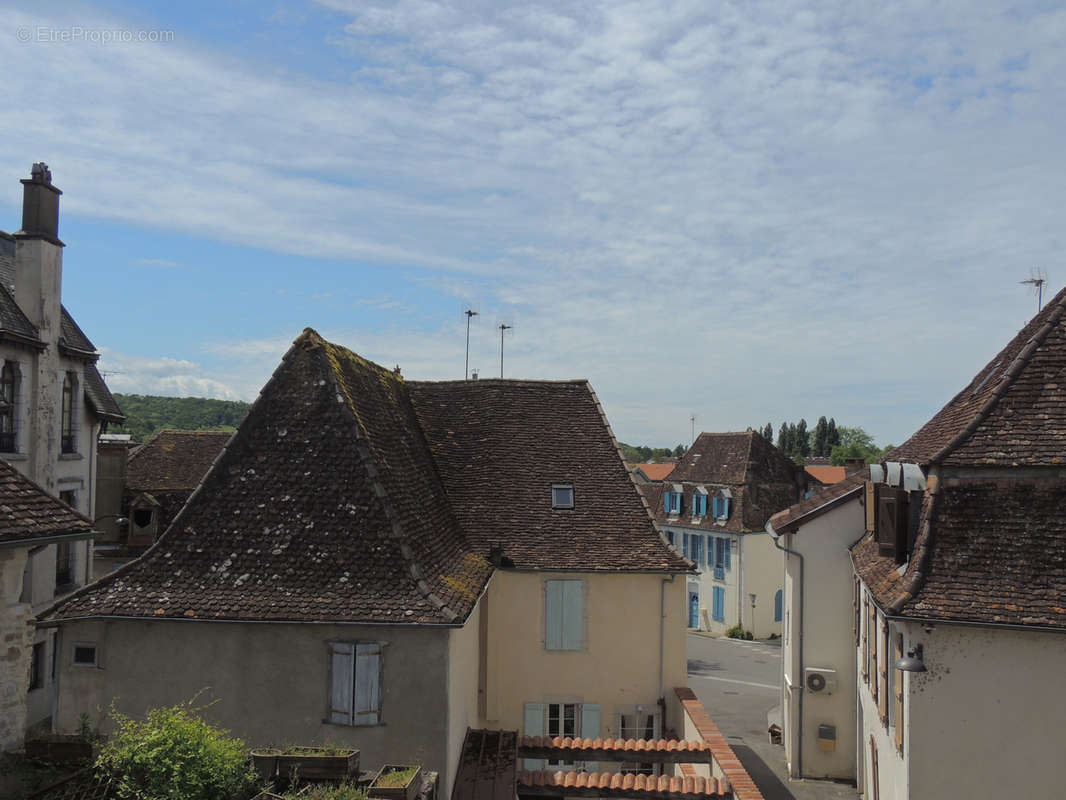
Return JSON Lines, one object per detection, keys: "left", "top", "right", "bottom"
{"left": 1, "top": 452, "right": 26, "bottom": 460}
{"left": 322, "top": 719, "right": 386, "bottom": 728}
{"left": 59, "top": 453, "right": 83, "bottom": 461}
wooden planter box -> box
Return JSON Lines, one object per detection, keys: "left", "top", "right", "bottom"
{"left": 275, "top": 747, "right": 360, "bottom": 782}
{"left": 369, "top": 765, "right": 422, "bottom": 800}
{"left": 25, "top": 737, "right": 93, "bottom": 764}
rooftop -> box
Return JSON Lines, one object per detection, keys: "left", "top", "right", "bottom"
{"left": 125, "top": 430, "right": 233, "bottom": 492}
{"left": 0, "top": 459, "right": 93, "bottom": 545}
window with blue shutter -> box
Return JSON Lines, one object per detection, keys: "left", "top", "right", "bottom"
{"left": 329, "top": 640, "right": 382, "bottom": 726}
{"left": 774, "top": 589, "right": 783, "bottom": 622}
{"left": 545, "top": 580, "right": 583, "bottom": 650}
{"left": 712, "top": 586, "right": 725, "bottom": 622}
{"left": 712, "top": 496, "right": 719, "bottom": 517}
{"left": 524, "top": 702, "right": 546, "bottom": 770}
{"left": 723, "top": 497, "right": 731, "bottom": 519}
{"left": 724, "top": 538, "right": 731, "bottom": 570}
{"left": 664, "top": 492, "right": 670, "bottom": 513}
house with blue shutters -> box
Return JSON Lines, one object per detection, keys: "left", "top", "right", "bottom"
{"left": 640, "top": 431, "right": 809, "bottom": 636}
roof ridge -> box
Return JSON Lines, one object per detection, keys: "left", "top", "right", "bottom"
{"left": 407, "top": 377, "right": 589, "bottom": 387}
{"left": 928, "top": 290, "right": 1066, "bottom": 465}
{"left": 320, "top": 338, "right": 463, "bottom": 622}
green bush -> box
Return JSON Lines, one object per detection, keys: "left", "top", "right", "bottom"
{"left": 96, "top": 700, "right": 255, "bottom": 800}
{"left": 725, "top": 624, "right": 754, "bottom": 640}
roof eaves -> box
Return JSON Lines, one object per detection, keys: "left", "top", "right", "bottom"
{"left": 768, "top": 482, "right": 864, "bottom": 535}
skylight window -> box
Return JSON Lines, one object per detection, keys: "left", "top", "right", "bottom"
{"left": 552, "top": 484, "right": 575, "bottom": 510}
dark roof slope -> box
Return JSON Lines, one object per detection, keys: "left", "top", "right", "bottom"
{"left": 83, "top": 363, "right": 124, "bottom": 423}
{"left": 890, "top": 285, "right": 1066, "bottom": 466}
{"left": 59, "top": 307, "right": 97, "bottom": 357}
{"left": 0, "top": 283, "right": 42, "bottom": 346}
{"left": 669, "top": 431, "right": 795, "bottom": 485}
{"left": 408, "top": 379, "right": 690, "bottom": 572}
{"left": 0, "top": 459, "right": 92, "bottom": 544}
{"left": 126, "top": 430, "right": 232, "bottom": 491}
{"left": 854, "top": 477, "right": 1066, "bottom": 629}
{"left": 47, "top": 330, "right": 491, "bottom": 624}
{"left": 769, "top": 468, "right": 868, "bottom": 534}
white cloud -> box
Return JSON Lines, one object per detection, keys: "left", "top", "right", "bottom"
{"left": 3, "top": 1, "right": 1064, "bottom": 445}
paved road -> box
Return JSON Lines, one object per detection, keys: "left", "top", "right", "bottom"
{"left": 687, "top": 633, "right": 858, "bottom": 800}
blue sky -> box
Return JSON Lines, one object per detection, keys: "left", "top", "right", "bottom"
{"left": 2, "top": 1, "right": 1064, "bottom": 448}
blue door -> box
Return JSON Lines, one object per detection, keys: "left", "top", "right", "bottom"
{"left": 688, "top": 590, "right": 699, "bottom": 628}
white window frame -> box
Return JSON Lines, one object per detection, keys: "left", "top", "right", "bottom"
{"left": 551, "top": 483, "right": 575, "bottom": 510}
{"left": 616, "top": 706, "right": 662, "bottom": 774}
{"left": 327, "top": 640, "right": 383, "bottom": 726}
{"left": 544, "top": 578, "right": 585, "bottom": 651}
{"left": 524, "top": 699, "right": 601, "bottom": 771}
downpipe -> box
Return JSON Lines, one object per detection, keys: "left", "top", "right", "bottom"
{"left": 769, "top": 521, "right": 803, "bottom": 777}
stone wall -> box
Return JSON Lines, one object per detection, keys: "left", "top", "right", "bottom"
{"left": 0, "top": 546, "right": 33, "bottom": 751}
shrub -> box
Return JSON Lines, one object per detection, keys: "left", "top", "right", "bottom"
{"left": 725, "top": 624, "right": 754, "bottom": 640}
{"left": 95, "top": 700, "right": 255, "bottom": 800}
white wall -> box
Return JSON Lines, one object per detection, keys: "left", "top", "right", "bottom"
{"left": 781, "top": 496, "right": 863, "bottom": 780}
{"left": 741, "top": 532, "right": 782, "bottom": 639}
{"left": 445, "top": 602, "right": 481, "bottom": 796}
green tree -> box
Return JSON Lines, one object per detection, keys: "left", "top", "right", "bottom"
{"left": 812, "top": 416, "right": 829, "bottom": 457}
{"left": 762, "top": 423, "right": 773, "bottom": 440}
{"left": 776, "top": 422, "right": 788, "bottom": 453}
{"left": 837, "top": 426, "right": 876, "bottom": 449}
{"left": 673, "top": 444, "right": 685, "bottom": 458}
{"left": 795, "top": 419, "right": 809, "bottom": 458}
{"left": 827, "top": 417, "right": 840, "bottom": 448}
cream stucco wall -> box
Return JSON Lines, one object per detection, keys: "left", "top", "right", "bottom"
{"left": 859, "top": 617, "right": 1066, "bottom": 800}
{"left": 53, "top": 618, "right": 462, "bottom": 780}
{"left": 780, "top": 497, "right": 863, "bottom": 780}
{"left": 740, "top": 532, "right": 782, "bottom": 640}
{"left": 481, "top": 570, "right": 686, "bottom": 736}
{"left": 0, "top": 546, "right": 34, "bottom": 751}
{"left": 445, "top": 600, "right": 482, "bottom": 796}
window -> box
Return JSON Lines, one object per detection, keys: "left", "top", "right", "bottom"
{"left": 854, "top": 578, "right": 861, "bottom": 647}
{"left": 72, "top": 643, "right": 98, "bottom": 667}
{"left": 545, "top": 579, "right": 583, "bottom": 650}
{"left": 712, "top": 492, "right": 731, "bottom": 519}
{"left": 713, "top": 536, "right": 731, "bottom": 580}
{"left": 55, "top": 541, "right": 73, "bottom": 588}
{"left": 869, "top": 602, "right": 878, "bottom": 704}
{"left": 893, "top": 633, "right": 904, "bottom": 754}
{"left": 551, "top": 484, "right": 574, "bottom": 510}
{"left": 523, "top": 701, "right": 600, "bottom": 771}
{"left": 29, "top": 641, "right": 44, "bottom": 690}
{"left": 712, "top": 586, "right": 725, "bottom": 622}
{"left": 774, "top": 589, "right": 783, "bottom": 623}
{"left": 61, "top": 372, "right": 76, "bottom": 454}
{"left": 861, "top": 595, "right": 869, "bottom": 683}
{"left": 665, "top": 530, "right": 675, "bottom": 546}
{"left": 133, "top": 508, "right": 154, "bottom": 528}
{"left": 683, "top": 534, "right": 703, "bottom": 566}
{"left": 328, "top": 641, "right": 382, "bottom": 725}
{"left": 878, "top": 615, "right": 889, "bottom": 724}
{"left": 59, "top": 490, "right": 76, "bottom": 510}
{"left": 618, "top": 708, "right": 660, "bottom": 774}
{"left": 663, "top": 489, "right": 682, "bottom": 515}
{"left": 692, "top": 490, "right": 708, "bottom": 517}
{"left": 0, "top": 360, "right": 18, "bottom": 452}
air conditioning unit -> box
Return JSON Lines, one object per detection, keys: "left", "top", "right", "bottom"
{"left": 805, "top": 667, "right": 837, "bottom": 695}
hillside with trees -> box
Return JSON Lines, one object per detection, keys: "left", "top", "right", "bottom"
{"left": 112, "top": 394, "right": 251, "bottom": 443}
{"left": 619, "top": 442, "right": 686, "bottom": 463}
{"left": 757, "top": 417, "right": 893, "bottom": 465}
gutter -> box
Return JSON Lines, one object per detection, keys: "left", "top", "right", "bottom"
{"left": 659, "top": 573, "right": 676, "bottom": 728}
{"left": 0, "top": 529, "right": 94, "bottom": 549}
{"left": 766, "top": 519, "right": 803, "bottom": 777}
{"left": 36, "top": 614, "right": 468, "bottom": 630}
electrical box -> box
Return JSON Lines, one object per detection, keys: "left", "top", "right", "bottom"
{"left": 817, "top": 723, "right": 837, "bottom": 752}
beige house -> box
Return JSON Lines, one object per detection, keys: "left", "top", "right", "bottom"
{"left": 770, "top": 286, "right": 1066, "bottom": 799}
{"left": 639, "top": 431, "right": 808, "bottom": 636}
{"left": 0, "top": 163, "right": 123, "bottom": 741}
{"left": 44, "top": 331, "right": 691, "bottom": 795}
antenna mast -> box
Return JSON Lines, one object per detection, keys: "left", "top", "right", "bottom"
{"left": 1020, "top": 268, "right": 1047, "bottom": 315}
{"left": 499, "top": 323, "right": 512, "bottom": 378}
{"left": 690, "top": 414, "right": 696, "bottom": 446}
{"left": 464, "top": 309, "right": 479, "bottom": 379}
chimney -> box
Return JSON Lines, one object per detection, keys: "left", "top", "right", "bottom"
{"left": 17, "top": 163, "right": 63, "bottom": 244}
{"left": 844, "top": 457, "right": 866, "bottom": 475}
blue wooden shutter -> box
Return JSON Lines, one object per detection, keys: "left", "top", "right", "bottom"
{"left": 524, "top": 702, "right": 546, "bottom": 770}
{"left": 580, "top": 703, "right": 600, "bottom": 771}
{"left": 329, "top": 642, "right": 354, "bottom": 725}
{"left": 664, "top": 492, "right": 670, "bottom": 513}
{"left": 724, "top": 498, "right": 731, "bottom": 518}
{"left": 545, "top": 581, "right": 563, "bottom": 649}
{"left": 775, "top": 589, "right": 783, "bottom": 622}
{"left": 713, "top": 587, "right": 725, "bottom": 622}
{"left": 561, "top": 580, "right": 583, "bottom": 650}
{"left": 724, "top": 538, "right": 731, "bottom": 570}
{"left": 354, "top": 643, "right": 381, "bottom": 725}
{"left": 712, "top": 496, "right": 718, "bottom": 517}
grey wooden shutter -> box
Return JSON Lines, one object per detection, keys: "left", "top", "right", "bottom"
{"left": 545, "top": 581, "right": 563, "bottom": 649}
{"left": 561, "top": 580, "right": 583, "bottom": 650}
{"left": 329, "top": 642, "right": 354, "bottom": 725}
{"left": 524, "top": 702, "right": 546, "bottom": 770}
{"left": 580, "top": 703, "right": 600, "bottom": 772}
{"left": 354, "top": 643, "right": 382, "bottom": 725}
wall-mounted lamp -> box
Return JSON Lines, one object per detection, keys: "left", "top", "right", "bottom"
{"left": 895, "top": 643, "right": 927, "bottom": 673}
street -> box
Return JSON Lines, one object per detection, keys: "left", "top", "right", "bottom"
{"left": 687, "top": 633, "right": 858, "bottom": 800}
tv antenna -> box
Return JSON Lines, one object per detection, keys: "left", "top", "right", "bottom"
{"left": 690, "top": 414, "right": 696, "bottom": 446}
{"left": 463, "top": 308, "right": 479, "bottom": 379}
{"left": 498, "top": 321, "right": 513, "bottom": 378}
{"left": 1020, "top": 268, "right": 1047, "bottom": 314}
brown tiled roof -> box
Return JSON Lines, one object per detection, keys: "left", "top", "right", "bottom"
{"left": 519, "top": 736, "right": 713, "bottom": 759}
{"left": 47, "top": 330, "right": 684, "bottom": 624}
{"left": 126, "top": 430, "right": 232, "bottom": 491}
{"left": 638, "top": 478, "right": 798, "bottom": 535}
{"left": 669, "top": 432, "right": 794, "bottom": 485}
{"left": 83, "top": 362, "right": 125, "bottom": 423}
{"left": 408, "top": 380, "right": 690, "bottom": 572}
{"left": 0, "top": 459, "right": 92, "bottom": 544}
{"left": 59, "top": 306, "right": 97, "bottom": 357}
{"left": 804, "top": 465, "right": 846, "bottom": 484}
{"left": 890, "top": 285, "right": 1066, "bottom": 466}
{"left": 768, "top": 468, "right": 868, "bottom": 535}
{"left": 0, "top": 283, "right": 43, "bottom": 347}
{"left": 516, "top": 770, "right": 729, "bottom": 798}
{"left": 854, "top": 477, "right": 1066, "bottom": 628}
{"left": 634, "top": 463, "right": 676, "bottom": 481}
{"left": 47, "top": 330, "right": 492, "bottom": 625}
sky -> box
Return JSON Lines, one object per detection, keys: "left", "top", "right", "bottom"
{"left": 1, "top": 1, "right": 1063, "bottom": 449}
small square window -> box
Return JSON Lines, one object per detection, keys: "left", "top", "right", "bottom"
{"left": 72, "top": 644, "right": 98, "bottom": 667}
{"left": 551, "top": 484, "right": 574, "bottom": 509}
{"left": 29, "top": 642, "right": 44, "bottom": 690}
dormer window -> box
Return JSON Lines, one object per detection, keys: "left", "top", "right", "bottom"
{"left": 712, "top": 489, "right": 732, "bottom": 520}
{"left": 0, "top": 361, "right": 17, "bottom": 452}
{"left": 663, "top": 484, "right": 682, "bottom": 515}
{"left": 551, "top": 484, "right": 574, "bottom": 510}
{"left": 693, "top": 487, "right": 708, "bottom": 518}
